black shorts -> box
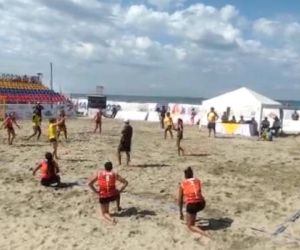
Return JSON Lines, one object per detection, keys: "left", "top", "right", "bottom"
{"left": 58, "top": 124, "right": 67, "bottom": 132}
{"left": 41, "top": 175, "right": 60, "bottom": 186}
{"left": 165, "top": 125, "right": 172, "bottom": 130}
{"left": 186, "top": 201, "right": 206, "bottom": 214}
{"left": 99, "top": 194, "right": 120, "bottom": 204}
{"left": 207, "top": 122, "right": 216, "bottom": 130}
{"left": 118, "top": 143, "right": 131, "bottom": 152}
{"left": 49, "top": 138, "right": 57, "bottom": 143}
{"left": 33, "top": 126, "right": 41, "bottom": 132}
{"left": 6, "top": 127, "right": 14, "bottom": 133}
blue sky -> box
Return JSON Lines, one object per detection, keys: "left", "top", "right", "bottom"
{"left": 193, "top": 0, "right": 300, "bottom": 18}
{"left": 0, "top": 0, "right": 300, "bottom": 99}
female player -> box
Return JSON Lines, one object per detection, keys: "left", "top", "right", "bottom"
{"left": 94, "top": 110, "right": 102, "bottom": 133}
{"left": 88, "top": 161, "right": 128, "bottom": 224}
{"left": 0, "top": 113, "right": 20, "bottom": 145}
{"left": 178, "top": 167, "right": 209, "bottom": 238}
{"left": 175, "top": 118, "right": 184, "bottom": 156}
{"left": 27, "top": 111, "right": 42, "bottom": 140}
{"left": 33, "top": 152, "right": 61, "bottom": 187}
{"left": 57, "top": 110, "right": 67, "bottom": 141}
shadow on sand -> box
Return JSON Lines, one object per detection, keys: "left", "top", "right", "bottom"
{"left": 51, "top": 182, "right": 80, "bottom": 189}
{"left": 184, "top": 153, "right": 210, "bottom": 157}
{"left": 64, "top": 158, "right": 90, "bottom": 163}
{"left": 197, "top": 217, "right": 233, "bottom": 231}
{"left": 130, "top": 164, "right": 170, "bottom": 168}
{"left": 113, "top": 207, "right": 156, "bottom": 217}
{"left": 15, "top": 143, "right": 45, "bottom": 147}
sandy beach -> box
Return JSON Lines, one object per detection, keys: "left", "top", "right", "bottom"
{"left": 1, "top": 118, "right": 300, "bottom": 250}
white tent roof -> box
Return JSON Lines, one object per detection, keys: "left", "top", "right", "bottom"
{"left": 202, "top": 87, "right": 281, "bottom": 107}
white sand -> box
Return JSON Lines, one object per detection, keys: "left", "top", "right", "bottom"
{"left": 1, "top": 118, "right": 300, "bottom": 250}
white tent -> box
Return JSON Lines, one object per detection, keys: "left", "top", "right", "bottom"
{"left": 201, "top": 87, "right": 282, "bottom": 126}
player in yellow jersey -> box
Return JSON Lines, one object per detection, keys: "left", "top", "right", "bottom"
{"left": 207, "top": 107, "right": 218, "bottom": 137}
{"left": 48, "top": 118, "right": 63, "bottom": 159}
{"left": 27, "top": 111, "right": 42, "bottom": 140}
{"left": 164, "top": 112, "right": 174, "bottom": 139}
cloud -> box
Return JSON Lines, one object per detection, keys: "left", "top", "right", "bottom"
{"left": 147, "top": 0, "right": 186, "bottom": 9}
{"left": 0, "top": 0, "right": 299, "bottom": 98}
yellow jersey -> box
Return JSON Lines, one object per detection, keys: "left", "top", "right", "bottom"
{"left": 208, "top": 112, "right": 217, "bottom": 122}
{"left": 32, "top": 115, "right": 41, "bottom": 127}
{"left": 164, "top": 116, "right": 173, "bottom": 127}
{"left": 48, "top": 123, "right": 57, "bottom": 140}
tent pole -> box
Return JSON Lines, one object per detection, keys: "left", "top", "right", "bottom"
{"left": 259, "top": 104, "right": 263, "bottom": 137}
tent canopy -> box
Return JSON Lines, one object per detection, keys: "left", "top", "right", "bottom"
{"left": 202, "top": 87, "right": 281, "bottom": 108}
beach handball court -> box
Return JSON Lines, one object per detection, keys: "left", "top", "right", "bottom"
{"left": 1, "top": 118, "right": 300, "bottom": 250}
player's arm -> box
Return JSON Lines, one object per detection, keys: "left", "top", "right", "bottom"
{"left": 88, "top": 174, "right": 98, "bottom": 194}
{"left": 178, "top": 184, "right": 184, "bottom": 220}
{"left": 13, "top": 119, "right": 21, "bottom": 129}
{"left": 0, "top": 117, "right": 8, "bottom": 129}
{"left": 116, "top": 174, "right": 128, "bottom": 193}
{"left": 33, "top": 163, "right": 42, "bottom": 176}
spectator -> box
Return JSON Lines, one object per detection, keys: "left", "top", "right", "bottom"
{"left": 292, "top": 110, "right": 299, "bottom": 121}
{"left": 160, "top": 105, "right": 167, "bottom": 129}
{"left": 238, "top": 116, "right": 246, "bottom": 124}
{"left": 271, "top": 116, "right": 281, "bottom": 136}
{"left": 190, "top": 108, "right": 197, "bottom": 125}
{"left": 230, "top": 116, "right": 236, "bottom": 123}
{"left": 221, "top": 112, "right": 228, "bottom": 123}
{"left": 207, "top": 107, "right": 218, "bottom": 137}
{"left": 261, "top": 117, "right": 270, "bottom": 132}
{"left": 33, "top": 102, "right": 44, "bottom": 121}
{"left": 251, "top": 117, "right": 258, "bottom": 135}
{"left": 111, "top": 106, "right": 118, "bottom": 118}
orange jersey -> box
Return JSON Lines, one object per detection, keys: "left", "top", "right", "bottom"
{"left": 4, "top": 117, "right": 13, "bottom": 129}
{"left": 40, "top": 161, "right": 58, "bottom": 179}
{"left": 40, "top": 161, "right": 49, "bottom": 179}
{"left": 97, "top": 171, "right": 117, "bottom": 198}
{"left": 181, "top": 178, "right": 204, "bottom": 204}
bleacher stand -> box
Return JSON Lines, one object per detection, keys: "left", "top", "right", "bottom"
{"left": 0, "top": 73, "right": 65, "bottom": 104}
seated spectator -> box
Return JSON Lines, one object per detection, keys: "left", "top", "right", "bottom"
{"left": 221, "top": 112, "right": 228, "bottom": 123}
{"left": 230, "top": 116, "right": 236, "bottom": 123}
{"left": 271, "top": 116, "right": 281, "bottom": 136}
{"left": 261, "top": 128, "right": 273, "bottom": 141}
{"left": 238, "top": 116, "right": 246, "bottom": 124}
{"left": 261, "top": 117, "right": 270, "bottom": 132}
{"left": 292, "top": 110, "right": 299, "bottom": 121}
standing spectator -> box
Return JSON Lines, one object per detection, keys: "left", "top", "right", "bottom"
{"left": 238, "top": 116, "right": 246, "bottom": 124}
{"left": 271, "top": 116, "right": 281, "bottom": 136}
{"left": 230, "top": 116, "right": 237, "bottom": 123}
{"left": 221, "top": 112, "right": 228, "bottom": 123}
{"left": 190, "top": 108, "right": 197, "bottom": 125}
{"left": 207, "top": 107, "right": 218, "bottom": 137}
{"left": 160, "top": 105, "right": 167, "bottom": 129}
{"left": 111, "top": 106, "right": 118, "bottom": 118}
{"left": 251, "top": 117, "right": 258, "bottom": 135}
{"left": 292, "top": 110, "right": 299, "bottom": 121}
{"left": 117, "top": 119, "right": 133, "bottom": 166}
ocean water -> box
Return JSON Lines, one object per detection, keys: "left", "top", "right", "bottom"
{"left": 71, "top": 93, "right": 300, "bottom": 107}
